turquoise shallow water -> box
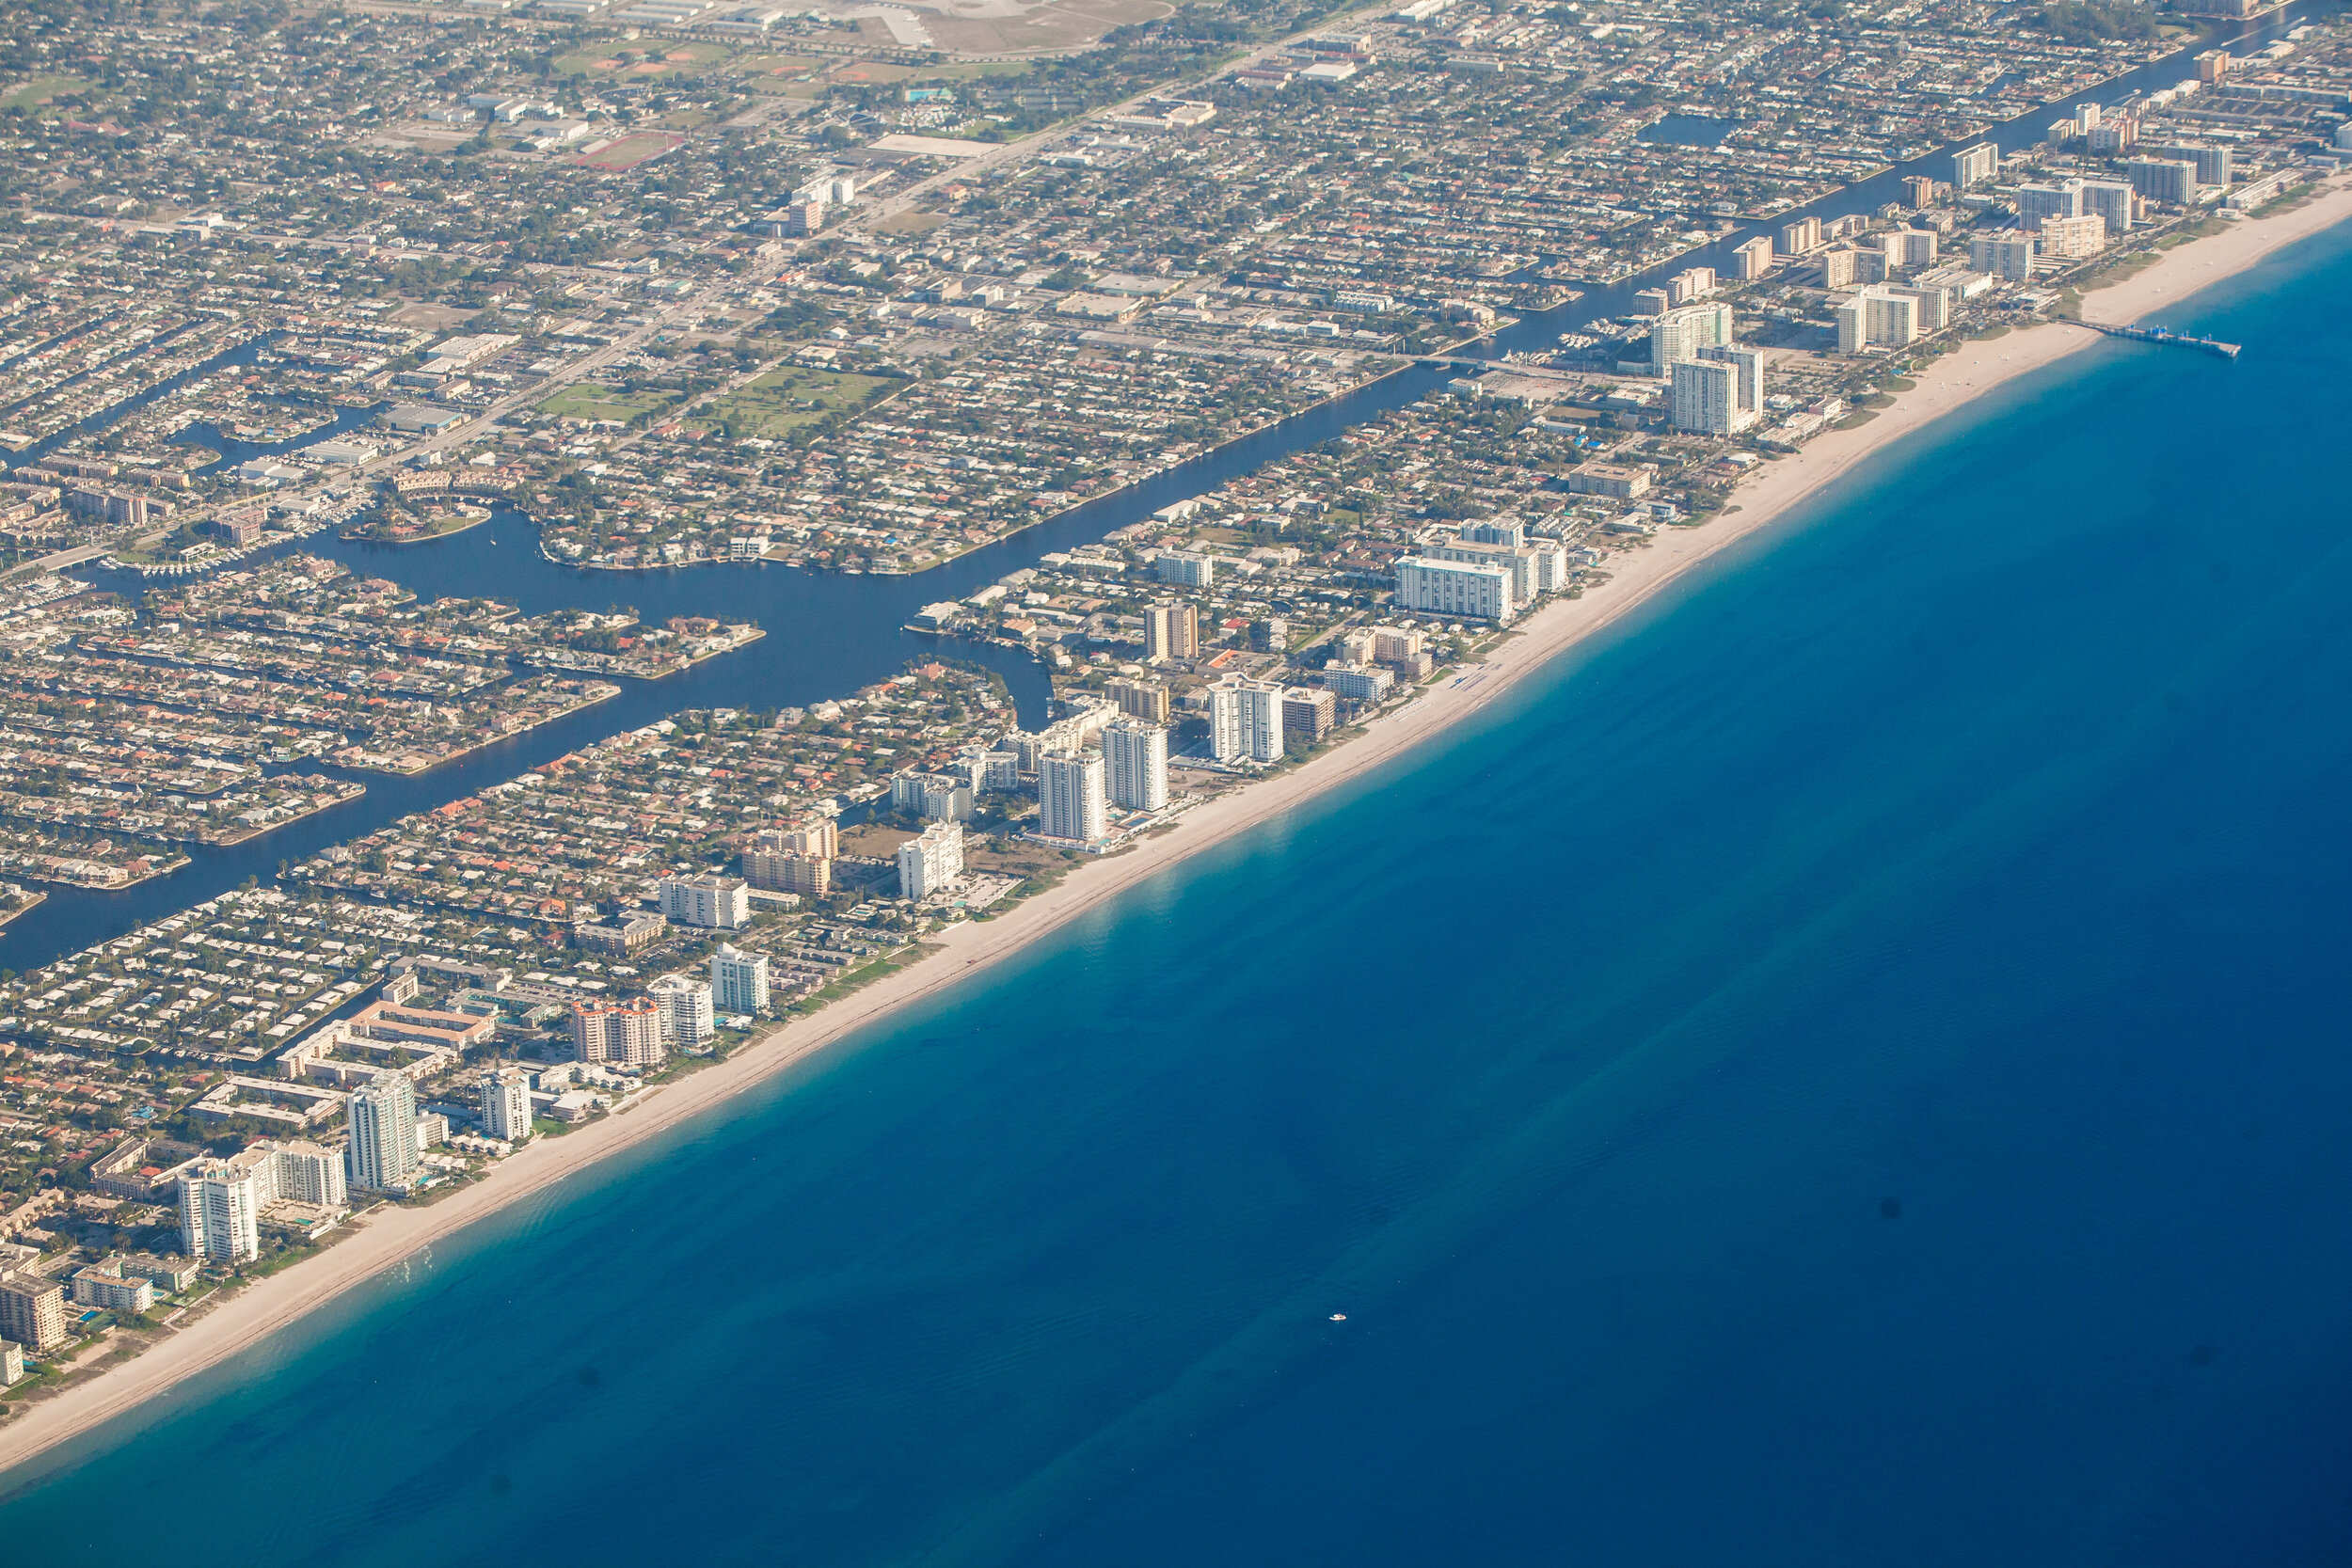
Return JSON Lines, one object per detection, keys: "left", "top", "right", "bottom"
{"left": 8, "top": 220, "right": 2352, "bottom": 1565}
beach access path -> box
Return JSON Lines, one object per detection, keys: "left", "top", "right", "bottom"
{"left": 3, "top": 172, "right": 2348, "bottom": 1483}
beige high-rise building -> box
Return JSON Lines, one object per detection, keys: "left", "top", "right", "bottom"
{"left": 1778, "top": 214, "right": 1823, "bottom": 256}
{"left": 0, "top": 1272, "right": 66, "bottom": 1353}
{"left": 2037, "top": 213, "right": 2106, "bottom": 260}
{"left": 1143, "top": 602, "right": 1199, "bottom": 662}
{"left": 761, "top": 819, "right": 837, "bottom": 860}
{"left": 1106, "top": 678, "right": 1172, "bottom": 725}
{"left": 572, "top": 995, "right": 665, "bottom": 1068}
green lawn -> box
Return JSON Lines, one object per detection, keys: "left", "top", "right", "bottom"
{"left": 734, "top": 53, "right": 819, "bottom": 75}
{"left": 538, "top": 383, "right": 680, "bottom": 423}
{"left": 694, "top": 368, "right": 897, "bottom": 437}
{"left": 1, "top": 74, "right": 95, "bottom": 111}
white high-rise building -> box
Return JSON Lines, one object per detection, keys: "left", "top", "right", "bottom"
{"left": 1836, "top": 286, "right": 1920, "bottom": 354}
{"left": 1969, "top": 233, "right": 2037, "bottom": 280}
{"left": 1951, "top": 140, "right": 1998, "bottom": 187}
{"left": 2127, "top": 156, "right": 2198, "bottom": 206}
{"left": 657, "top": 873, "right": 750, "bottom": 929}
{"left": 710, "top": 943, "right": 771, "bottom": 1017}
{"left": 1394, "top": 556, "right": 1515, "bottom": 622}
{"left": 1669, "top": 357, "right": 1740, "bottom": 435}
{"left": 2014, "top": 180, "right": 2084, "bottom": 230}
{"left": 1647, "top": 301, "right": 1732, "bottom": 375}
{"left": 1037, "top": 749, "right": 1108, "bottom": 843}
{"left": 2080, "top": 179, "right": 2135, "bottom": 235}
{"left": 346, "top": 1073, "right": 420, "bottom": 1193}
{"left": 1706, "top": 343, "right": 1768, "bottom": 416}
{"left": 270, "top": 1139, "right": 348, "bottom": 1208}
{"left": 1104, "top": 720, "right": 1168, "bottom": 811}
{"left": 1671, "top": 346, "right": 1766, "bottom": 436}
{"left": 1208, "top": 679, "right": 1285, "bottom": 765}
{"left": 178, "top": 1153, "right": 268, "bottom": 1262}
{"left": 1882, "top": 229, "right": 1938, "bottom": 269}
{"left": 649, "top": 974, "right": 716, "bottom": 1047}
{"left": 897, "top": 819, "right": 966, "bottom": 898}
{"left": 481, "top": 1067, "right": 533, "bottom": 1143}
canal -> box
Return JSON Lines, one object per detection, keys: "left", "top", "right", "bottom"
{"left": 5, "top": 5, "right": 2307, "bottom": 974}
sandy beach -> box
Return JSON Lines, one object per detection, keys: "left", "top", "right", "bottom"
{"left": 4, "top": 173, "right": 2347, "bottom": 1484}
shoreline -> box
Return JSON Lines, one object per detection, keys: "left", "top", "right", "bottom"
{"left": 4, "top": 175, "right": 2347, "bottom": 1485}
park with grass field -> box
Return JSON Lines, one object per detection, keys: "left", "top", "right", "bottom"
{"left": 538, "top": 382, "right": 682, "bottom": 425}
{"left": 2, "top": 74, "right": 96, "bottom": 111}
{"left": 692, "top": 368, "right": 899, "bottom": 438}
{"left": 554, "top": 42, "right": 729, "bottom": 78}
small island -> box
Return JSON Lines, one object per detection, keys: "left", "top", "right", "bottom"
{"left": 339, "top": 499, "right": 493, "bottom": 546}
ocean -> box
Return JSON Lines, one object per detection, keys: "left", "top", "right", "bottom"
{"left": 6, "top": 222, "right": 2352, "bottom": 1564}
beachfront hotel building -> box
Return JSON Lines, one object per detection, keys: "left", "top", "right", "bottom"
{"left": 179, "top": 1150, "right": 269, "bottom": 1261}
{"left": 1394, "top": 556, "right": 1516, "bottom": 622}
{"left": 482, "top": 1068, "right": 533, "bottom": 1143}
{"left": 273, "top": 1139, "right": 349, "bottom": 1209}
{"left": 2127, "top": 156, "right": 2199, "bottom": 206}
{"left": 1836, "top": 287, "right": 1920, "bottom": 354}
{"left": 711, "top": 944, "right": 771, "bottom": 1016}
{"left": 1104, "top": 719, "right": 1169, "bottom": 811}
{"left": 1038, "top": 750, "right": 1108, "bottom": 843}
{"left": 1670, "top": 344, "right": 1767, "bottom": 436}
{"left": 572, "top": 995, "right": 665, "bottom": 1068}
{"left": 650, "top": 974, "right": 717, "bottom": 1048}
{"left": 897, "top": 819, "right": 967, "bottom": 899}
{"left": 0, "top": 1271, "right": 66, "bottom": 1353}
{"left": 1209, "top": 679, "right": 1287, "bottom": 765}
{"left": 2081, "top": 180, "right": 2136, "bottom": 235}
{"left": 1969, "top": 234, "right": 2037, "bottom": 281}
{"left": 346, "top": 1074, "right": 421, "bottom": 1193}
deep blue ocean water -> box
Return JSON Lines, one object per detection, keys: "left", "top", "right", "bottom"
{"left": 6, "top": 222, "right": 2352, "bottom": 1564}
